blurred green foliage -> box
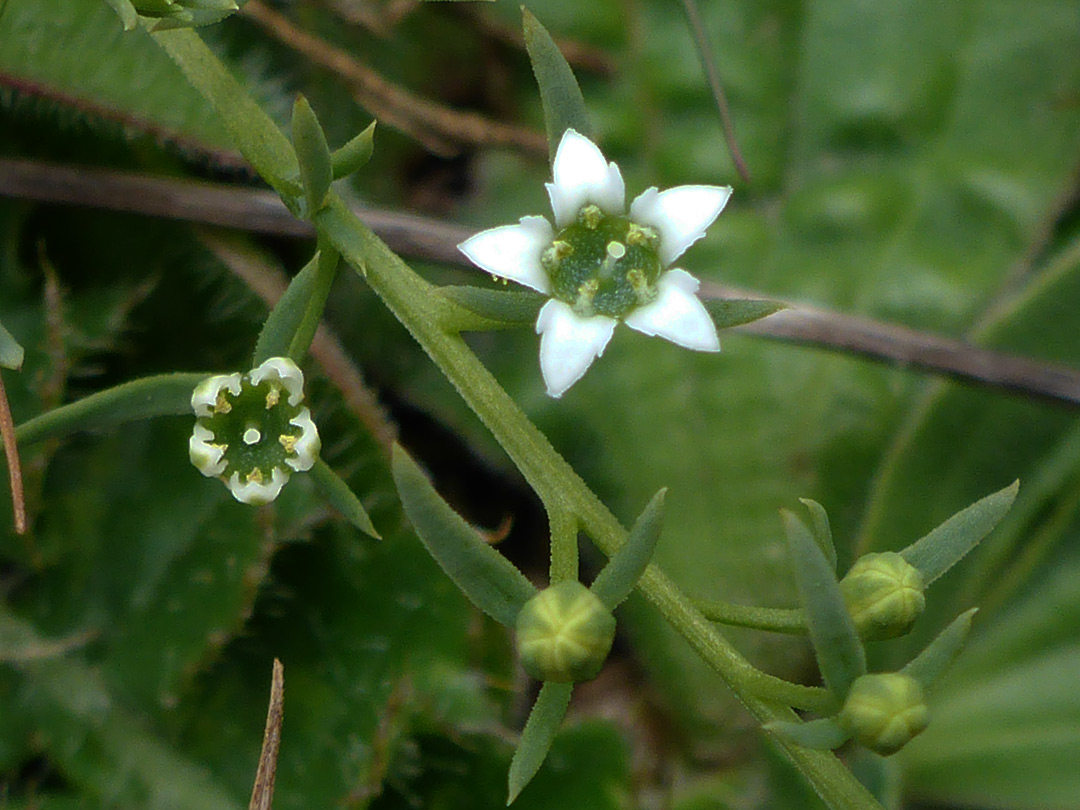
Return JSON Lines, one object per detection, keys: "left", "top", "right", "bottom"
{"left": 1, "top": 0, "right": 1079, "bottom": 808}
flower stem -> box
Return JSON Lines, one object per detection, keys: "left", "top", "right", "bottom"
{"left": 548, "top": 504, "right": 579, "bottom": 584}
{"left": 694, "top": 600, "right": 808, "bottom": 634}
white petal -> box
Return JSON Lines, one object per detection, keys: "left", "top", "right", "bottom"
{"left": 457, "top": 217, "right": 553, "bottom": 293}
{"left": 189, "top": 424, "right": 226, "bottom": 477}
{"left": 227, "top": 467, "right": 290, "bottom": 506}
{"left": 535, "top": 300, "right": 616, "bottom": 398}
{"left": 250, "top": 357, "right": 305, "bottom": 406}
{"left": 545, "top": 129, "right": 625, "bottom": 227}
{"left": 191, "top": 373, "right": 241, "bottom": 417}
{"left": 285, "top": 408, "right": 321, "bottom": 472}
{"left": 629, "top": 185, "right": 732, "bottom": 266}
{"left": 625, "top": 269, "right": 720, "bottom": 352}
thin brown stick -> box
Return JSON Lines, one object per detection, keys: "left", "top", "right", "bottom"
{"left": 4, "top": 158, "right": 1080, "bottom": 409}
{"left": 0, "top": 372, "right": 27, "bottom": 534}
{"left": 240, "top": 1, "right": 547, "bottom": 159}
{"left": 249, "top": 658, "right": 285, "bottom": 810}
{"left": 677, "top": 0, "right": 752, "bottom": 184}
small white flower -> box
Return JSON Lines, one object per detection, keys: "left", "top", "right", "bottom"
{"left": 459, "top": 129, "right": 731, "bottom": 397}
{"left": 188, "top": 357, "right": 321, "bottom": 505}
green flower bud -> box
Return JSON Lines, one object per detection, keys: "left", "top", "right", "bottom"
{"left": 840, "top": 551, "right": 925, "bottom": 640}
{"left": 515, "top": 581, "right": 616, "bottom": 683}
{"left": 837, "top": 673, "right": 929, "bottom": 755}
{"left": 189, "top": 357, "right": 320, "bottom": 505}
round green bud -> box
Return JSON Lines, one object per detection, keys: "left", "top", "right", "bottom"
{"left": 515, "top": 581, "right": 616, "bottom": 683}
{"left": 840, "top": 552, "right": 925, "bottom": 640}
{"left": 542, "top": 206, "right": 663, "bottom": 320}
{"left": 837, "top": 673, "right": 929, "bottom": 755}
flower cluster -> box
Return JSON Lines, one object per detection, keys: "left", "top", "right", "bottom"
{"left": 189, "top": 357, "right": 320, "bottom": 505}
{"left": 460, "top": 129, "right": 732, "bottom": 397}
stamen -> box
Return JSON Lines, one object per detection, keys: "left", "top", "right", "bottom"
{"left": 279, "top": 434, "right": 298, "bottom": 453}
{"left": 214, "top": 390, "right": 232, "bottom": 414}
{"left": 265, "top": 386, "right": 280, "bottom": 409}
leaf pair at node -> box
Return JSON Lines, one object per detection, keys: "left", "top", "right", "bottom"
{"left": 289, "top": 96, "right": 376, "bottom": 219}
{"left": 390, "top": 445, "right": 664, "bottom": 802}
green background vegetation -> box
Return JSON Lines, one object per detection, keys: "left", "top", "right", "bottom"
{"left": 1, "top": 0, "right": 1079, "bottom": 807}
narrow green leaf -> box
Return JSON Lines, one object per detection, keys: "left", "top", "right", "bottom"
{"left": 703, "top": 298, "right": 787, "bottom": 330}
{"left": 591, "top": 489, "right": 666, "bottom": 609}
{"left": 0, "top": 318, "right": 24, "bottom": 370}
{"left": 521, "top": 7, "right": 591, "bottom": 163}
{"left": 439, "top": 286, "right": 545, "bottom": 330}
{"left": 391, "top": 444, "right": 536, "bottom": 627}
{"left": 253, "top": 253, "right": 318, "bottom": 365}
{"left": 782, "top": 509, "right": 866, "bottom": 699}
{"left": 15, "top": 373, "right": 207, "bottom": 446}
{"left": 309, "top": 458, "right": 380, "bottom": 539}
{"left": 507, "top": 681, "right": 574, "bottom": 804}
{"left": 799, "top": 498, "right": 837, "bottom": 571}
{"left": 102, "top": 0, "right": 139, "bottom": 30}
{"left": 291, "top": 95, "right": 333, "bottom": 217}
{"left": 900, "top": 481, "right": 1019, "bottom": 585}
{"left": 331, "top": 121, "right": 376, "bottom": 180}
{"left": 765, "top": 718, "right": 850, "bottom": 751}
{"left": 901, "top": 608, "right": 978, "bottom": 690}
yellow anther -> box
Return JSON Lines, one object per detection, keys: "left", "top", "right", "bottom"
{"left": 580, "top": 205, "right": 603, "bottom": 230}
{"left": 279, "top": 434, "right": 298, "bottom": 453}
{"left": 214, "top": 390, "right": 232, "bottom": 414}
{"left": 246, "top": 468, "right": 264, "bottom": 484}
{"left": 265, "top": 386, "right": 280, "bottom": 409}
{"left": 626, "top": 223, "right": 658, "bottom": 247}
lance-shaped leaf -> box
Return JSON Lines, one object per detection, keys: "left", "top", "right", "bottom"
{"left": 765, "top": 717, "right": 850, "bottom": 751}
{"left": 391, "top": 445, "right": 535, "bottom": 627}
{"left": 901, "top": 608, "right": 978, "bottom": 690}
{"left": 782, "top": 509, "right": 866, "bottom": 699}
{"left": 799, "top": 497, "right": 837, "bottom": 572}
{"left": 0, "top": 319, "right": 24, "bottom": 370}
{"left": 900, "top": 481, "right": 1019, "bottom": 585}
{"left": 703, "top": 298, "right": 787, "bottom": 331}
{"left": 507, "top": 681, "right": 574, "bottom": 804}
{"left": 331, "top": 121, "right": 376, "bottom": 180}
{"left": 291, "top": 95, "right": 333, "bottom": 217}
{"left": 309, "top": 458, "right": 380, "bottom": 540}
{"left": 254, "top": 253, "right": 318, "bottom": 364}
{"left": 439, "top": 286, "right": 546, "bottom": 330}
{"left": 522, "top": 8, "right": 590, "bottom": 163}
{"left": 590, "top": 489, "right": 666, "bottom": 610}
{"left": 15, "top": 373, "right": 207, "bottom": 446}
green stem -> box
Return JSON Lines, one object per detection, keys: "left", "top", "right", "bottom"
{"left": 547, "top": 504, "right": 578, "bottom": 584}
{"left": 152, "top": 29, "right": 883, "bottom": 810}
{"left": 287, "top": 239, "right": 339, "bottom": 363}
{"left": 695, "top": 600, "right": 807, "bottom": 634}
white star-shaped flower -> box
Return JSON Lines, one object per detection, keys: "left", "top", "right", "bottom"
{"left": 459, "top": 129, "right": 731, "bottom": 398}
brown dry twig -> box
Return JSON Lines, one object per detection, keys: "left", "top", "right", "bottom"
{"left": 241, "top": 1, "right": 547, "bottom": 159}
{"left": 4, "top": 159, "right": 1080, "bottom": 410}
{"left": 249, "top": 658, "right": 285, "bottom": 810}
{"left": 0, "top": 372, "right": 27, "bottom": 534}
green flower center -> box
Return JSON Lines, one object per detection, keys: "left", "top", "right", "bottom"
{"left": 199, "top": 378, "right": 305, "bottom": 481}
{"left": 542, "top": 205, "right": 663, "bottom": 319}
